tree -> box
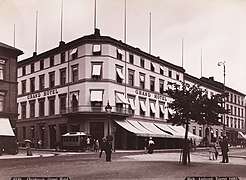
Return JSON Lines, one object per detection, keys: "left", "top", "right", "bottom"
{"left": 166, "top": 82, "right": 227, "bottom": 165}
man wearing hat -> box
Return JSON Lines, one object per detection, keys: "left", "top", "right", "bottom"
{"left": 219, "top": 136, "right": 229, "bottom": 163}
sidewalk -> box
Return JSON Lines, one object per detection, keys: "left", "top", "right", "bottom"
{"left": 0, "top": 146, "right": 245, "bottom": 160}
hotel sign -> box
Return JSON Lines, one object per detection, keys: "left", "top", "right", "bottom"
{"left": 27, "top": 89, "right": 58, "bottom": 100}
{"left": 135, "top": 89, "right": 167, "bottom": 101}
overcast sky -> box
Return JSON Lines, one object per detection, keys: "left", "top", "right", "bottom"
{"left": 0, "top": 0, "right": 245, "bottom": 94}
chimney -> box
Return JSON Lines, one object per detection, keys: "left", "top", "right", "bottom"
{"left": 209, "top": 76, "right": 214, "bottom": 81}
{"left": 94, "top": 28, "right": 100, "bottom": 36}
{"left": 59, "top": 41, "right": 66, "bottom": 47}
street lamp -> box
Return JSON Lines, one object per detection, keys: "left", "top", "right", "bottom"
{"left": 105, "top": 101, "right": 112, "bottom": 136}
{"left": 218, "top": 61, "right": 226, "bottom": 136}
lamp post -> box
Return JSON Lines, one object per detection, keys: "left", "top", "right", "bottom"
{"left": 218, "top": 61, "right": 226, "bottom": 136}
{"left": 105, "top": 101, "right": 112, "bottom": 136}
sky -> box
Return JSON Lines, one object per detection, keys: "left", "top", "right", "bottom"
{"left": 0, "top": 0, "right": 246, "bottom": 94}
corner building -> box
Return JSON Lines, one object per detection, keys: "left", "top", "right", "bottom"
{"left": 16, "top": 30, "right": 204, "bottom": 149}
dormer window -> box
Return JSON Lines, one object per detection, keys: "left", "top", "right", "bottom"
{"left": 93, "top": 44, "right": 101, "bottom": 56}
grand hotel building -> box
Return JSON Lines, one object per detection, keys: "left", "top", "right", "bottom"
{"left": 16, "top": 29, "right": 245, "bottom": 149}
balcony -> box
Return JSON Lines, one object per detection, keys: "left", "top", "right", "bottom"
{"left": 61, "top": 105, "right": 132, "bottom": 117}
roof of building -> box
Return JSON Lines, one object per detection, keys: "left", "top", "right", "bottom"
{"left": 17, "top": 29, "right": 185, "bottom": 73}
{"left": 0, "top": 42, "right": 23, "bottom": 56}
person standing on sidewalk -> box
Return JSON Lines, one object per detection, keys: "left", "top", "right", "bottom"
{"left": 99, "top": 137, "right": 106, "bottom": 158}
{"left": 219, "top": 136, "right": 229, "bottom": 163}
{"left": 105, "top": 137, "right": 113, "bottom": 162}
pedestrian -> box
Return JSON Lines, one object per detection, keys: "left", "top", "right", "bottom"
{"left": 147, "top": 137, "right": 155, "bottom": 154}
{"left": 219, "top": 136, "right": 229, "bottom": 163}
{"left": 105, "top": 136, "right": 113, "bottom": 162}
{"left": 94, "top": 139, "right": 99, "bottom": 152}
{"left": 144, "top": 138, "right": 148, "bottom": 153}
{"left": 99, "top": 137, "right": 106, "bottom": 158}
{"left": 208, "top": 142, "right": 216, "bottom": 160}
{"left": 86, "top": 137, "right": 91, "bottom": 151}
{"left": 37, "top": 139, "right": 42, "bottom": 149}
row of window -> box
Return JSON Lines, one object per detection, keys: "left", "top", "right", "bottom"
{"left": 226, "top": 93, "right": 245, "bottom": 106}
{"left": 226, "top": 116, "right": 245, "bottom": 130}
{"left": 20, "top": 44, "right": 181, "bottom": 83}
{"left": 226, "top": 104, "right": 244, "bottom": 118}
{"left": 20, "top": 62, "right": 178, "bottom": 95}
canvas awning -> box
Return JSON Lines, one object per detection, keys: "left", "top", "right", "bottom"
{"left": 129, "top": 98, "right": 136, "bottom": 110}
{"left": 140, "top": 101, "right": 147, "bottom": 112}
{"left": 150, "top": 103, "right": 156, "bottom": 113}
{"left": 116, "top": 93, "right": 129, "bottom": 104}
{"left": 116, "top": 68, "right": 125, "bottom": 80}
{"left": 238, "top": 131, "right": 246, "bottom": 139}
{"left": 70, "top": 48, "right": 78, "bottom": 55}
{"left": 92, "top": 64, "right": 101, "bottom": 76}
{"left": 168, "top": 125, "right": 202, "bottom": 140}
{"left": 0, "top": 118, "right": 15, "bottom": 136}
{"left": 90, "top": 90, "right": 103, "bottom": 102}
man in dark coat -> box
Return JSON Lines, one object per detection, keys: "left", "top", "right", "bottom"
{"left": 219, "top": 136, "right": 229, "bottom": 163}
{"left": 99, "top": 137, "right": 106, "bottom": 158}
{"left": 105, "top": 138, "right": 112, "bottom": 162}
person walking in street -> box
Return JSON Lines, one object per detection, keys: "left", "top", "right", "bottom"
{"left": 208, "top": 142, "right": 217, "bottom": 160}
{"left": 219, "top": 136, "right": 229, "bottom": 163}
{"left": 147, "top": 137, "right": 155, "bottom": 154}
{"left": 99, "top": 137, "right": 106, "bottom": 158}
{"left": 94, "top": 139, "right": 99, "bottom": 152}
{"left": 105, "top": 136, "right": 113, "bottom": 162}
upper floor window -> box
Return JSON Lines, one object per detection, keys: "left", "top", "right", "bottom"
{"left": 234, "top": 95, "right": 237, "bottom": 104}
{"left": 150, "top": 102, "right": 156, "bottom": 118}
{"left": 176, "top": 73, "right": 180, "bottom": 81}
{"left": 31, "top": 63, "right": 35, "bottom": 73}
{"left": 116, "top": 49, "right": 123, "bottom": 60}
{"left": 160, "top": 66, "right": 164, "bottom": 75}
{"left": 60, "top": 68, "right": 66, "bottom": 86}
{"left": 39, "top": 99, "right": 45, "bottom": 117}
{"left": 39, "top": 75, "right": 45, "bottom": 90}
{"left": 40, "top": 60, "right": 44, "bottom": 70}
{"left": 116, "top": 67, "right": 124, "bottom": 83}
{"left": 230, "top": 93, "right": 233, "bottom": 102}
{"left": 140, "top": 74, "right": 145, "bottom": 89}
{"left": 128, "top": 69, "right": 134, "bottom": 87}
{"left": 49, "top": 72, "right": 55, "bottom": 88}
{"left": 151, "top": 62, "right": 156, "bottom": 72}
{"left": 140, "top": 58, "right": 145, "bottom": 68}
{"left": 150, "top": 76, "right": 155, "bottom": 92}
{"left": 0, "top": 60, "right": 5, "bottom": 80}
{"left": 61, "top": 52, "right": 66, "bottom": 63}
{"left": 72, "top": 65, "right": 78, "bottom": 83}
{"left": 30, "top": 77, "right": 35, "bottom": 93}
{"left": 50, "top": 56, "right": 54, "bottom": 67}
{"left": 59, "top": 95, "right": 67, "bottom": 113}
{"left": 22, "top": 66, "right": 26, "bottom": 76}
{"left": 193, "top": 126, "right": 196, "bottom": 135}
{"left": 139, "top": 100, "right": 146, "bottom": 117}
{"left": 159, "top": 103, "right": 165, "bottom": 119}
{"left": 49, "top": 97, "right": 55, "bottom": 115}
{"left": 129, "top": 54, "right": 134, "bottom": 64}
{"left": 29, "top": 100, "right": 35, "bottom": 118}
{"left": 70, "top": 48, "right": 78, "bottom": 60}
{"left": 159, "top": 79, "right": 164, "bottom": 94}
{"left": 92, "top": 63, "right": 102, "bottom": 80}
{"left": 21, "top": 80, "right": 26, "bottom": 94}
{"left": 21, "top": 102, "right": 26, "bottom": 119}
{"left": 93, "top": 44, "right": 101, "bottom": 56}
{"left": 0, "top": 92, "right": 4, "bottom": 111}
{"left": 168, "top": 69, "right": 172, "bottom": 78}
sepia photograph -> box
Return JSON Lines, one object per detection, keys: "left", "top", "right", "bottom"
{"left": 0, "top": 0, "right": 246, "bottom": 179}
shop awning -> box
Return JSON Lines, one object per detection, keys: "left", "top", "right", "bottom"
{"left": 140, "top": 101, "right": 146, "bottom": 112}
{"left": 114, "top": 120, "right": 150, "bottom": 137}
{"left": 0, "top": 118, "right": 15, "bottom": 136}
{"left": 150, "top": 103, "right": 156, "bottom": 113}
{"left": 238, "top": 131, "right": 246, "bottom": 139}
{"left": 90, "top": 90, "right": 103, "bottom": 102}
{"left": 168, "top": 125, "right": 202, "bottom": 140}
{"left": 116, "top": 93, "right": 129, "bottom": 104}
{"left": 154, "top": 123, "right": 182, "bottom": 138}
{"left": 138, "top": 121, "right": 173, "bottom": 138}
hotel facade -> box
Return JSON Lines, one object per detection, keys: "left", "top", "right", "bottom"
{"left": 16, "top": 29, "right": 245, "bottom": 149}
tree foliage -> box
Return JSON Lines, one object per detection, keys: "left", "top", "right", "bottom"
{"left": 166, "top": 82, "right": 228, "bottom": 126}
